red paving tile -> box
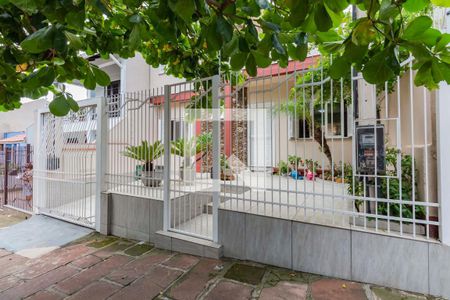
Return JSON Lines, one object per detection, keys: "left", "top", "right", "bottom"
{"left": 205, "top": 280, "right": 253, "bottom": 300}
{"left": 169, "top": 259, "right": 221, "bottom": 300}
{"left": 26, "top": 290, "right": 64, "bottom": 300}
{"left": 70, "top": 255, "right": 103, "bottom": 269}
{"left": 162, "top": 254, "right": 200, "bottom": 270}
{"left": 311, "top": 279, "right": 367, "bottom": 300}
{"left": 67, "top": 281, "right": 121, "bottom": 300}
{"left": 106, "top": 250, "right": 173, "bottom": 285}
{"left": 0, "top": 265, "right": 78, "bottom": 300}
{"left": 0, "top": 254, "right": 29, "bottom": 278}
{"left": 110, "top": 266, "right": 182, "bottom": 300}
{"left": 0, "top": 275, "right": 22, "bottom": 292}
{"left": 259, "top": 281, "right": 308, "bottom": 300}
{"left": 17, "top": 244, "right": 92, "bottom": 280}
{"left": 55, "top": 255, "right": 131, "bottom": 295}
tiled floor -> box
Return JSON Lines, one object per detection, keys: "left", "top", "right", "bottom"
{"left": 0, "top": 233, "right": 440, "bottom": 299}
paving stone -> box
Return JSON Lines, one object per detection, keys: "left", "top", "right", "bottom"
{"left": 107, "top": 250, "right": 173, "bottom": 286}
{"left": 70, "top": 255, "right": 103, "bottom": 269}
{"left": 162, "top": 254, "right": 199, "bottom": 271}
{"left": 371, "top": 286, "right": 427, "bottom": 300}
{"left": 0, "top": 254, "right": 29, "bottom": 278}
{"left": 110, "top": 267, "right": 181, "bottom": 300}
{"left": 0, "top": 265, "right": 78, "bottom": 300}
{"left": 17, "top": 244, "right": 92, "bottom": 280}
{"left": 26, "top": 290, "right": 63, "bottom": 300}
{"left": 169, "top": 258, "right": 222, "bottom": 300}
{"left": 124, "top": 243, "right": 154, "bottom": 256}
{"left": 86, "top": 236, "right": 118, "bottom": 249}
{"left": 259, "top": 281, "right": 308, "bottom": 300}
{"left": 94, "top": 240, "right": 135, "bottom": 258}
{"left": 205, "top": 280, "right": 253, "bottom": 300}
{"left": 311, "top": 279, "right": 367, "bottom": 300}
{"left": 55, "top": 255, "right": 131, "bottom": 295}
{"left": 224, "top": 263, "right": 266, "bottom": 285}
{"left": 67, "top": 281, "right": 121, "bottom": 300}
{"left": 0, "top": 275, "right": 22, "bottom": 292}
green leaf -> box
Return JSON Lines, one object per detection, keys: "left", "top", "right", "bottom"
{"left": 435, "top": 33, "right": 450, "bottom": 52}
{"left": 287, "top": 0, "right": 309, "bottom": 27}
{"left": 324, "top": 0, "right": 348, "bottom": 13}
{"left": 416, "top": 28, "right": 441, "bottom": 47}
{"left": 66, "top": 95, "right": 80, "bottom": 112}
{"left": 288, "top": 43, "right": 308, "bottom": 61}
{"left": 64, "top": 31, "right": 83, "bottom": 49}
{"left": 246, "top": 53, "right": 257, "bottom": 77}
{"left": 352, "top": 18, "right": 376, "bottom": 46}
{"left": 230, "top": 52, "right": 248, "bottom": 70}
{"left": 362, "top": 50, "right": 395, "bottom": 84}
{"left": 206, "top": 20, "right": 222, "bottom": 51}
{"left": 12, "top": 0, "right": 43, "bottom": 14}
{"left": 329, "top": 56, "right": 351, "bottom": 79}
{"left": 252, "top": 50, "right": 272, "bottom": 67}
{"left": 129, "top": 25, "right": 141, "bottom": 50}
{"left": 49, "top": 94, "right": 71, "bottom": 117}
{"left": 404, "top": 0, "right": 429, "bottom": 12}
{"left": 403, "top": 16, "right": 432, "bottom": 40}
{"left": 271, "top": 34, "right": 286, "bottom": 56}
{"left": 431, "top": 0, "right": 450, "bottom": 6}
{"left": 21, "top": 26, "right": 56, "bottom": 53}
{"left": 168, "top": 0, "right": 195, "bottom": 22}
{"left": 344, "top": 41, "right": 368, "bottom": 63}
{"left": 23, "top": 67, "right": 56, "bottom": 89}
{"left": 65, "top": 10, "right": 85, "bottom": 30}
{"left": 92, "top": 66, "right": 111, "bottom": 86}
{"left": 414, "top": 61, "right": 435, "bottom": 88}
{"left": 83, "top": 68, "right": 96, "bottom": 90}
{"left": 314, "top": 3, "right": 333, "bottom": 32}
{"left": 216, "top": 16, "right": 233, "bottom": 43}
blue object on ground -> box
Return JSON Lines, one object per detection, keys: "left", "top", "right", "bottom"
{"left": 290, "top": 171, "right": 303, "bottom": 180}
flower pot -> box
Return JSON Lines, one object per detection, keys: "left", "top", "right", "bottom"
{"left": 180, "top": 166, "right": 196, "bottom": 182}
{"left": 141, "top": 170, "right": 162, "bottom": 187}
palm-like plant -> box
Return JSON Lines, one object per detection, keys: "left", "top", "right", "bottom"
{"left": 170, "top": 132, "right": 212, "bottom": 168}
{"left": 122, "top": 140, "right": 164, "bottom": 172}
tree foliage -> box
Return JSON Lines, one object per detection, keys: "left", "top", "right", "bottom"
{"left": 0, "top": 0, "right": 449, "bottom": 115}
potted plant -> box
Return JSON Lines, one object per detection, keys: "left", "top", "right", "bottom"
{"left": 220, "top": 154, "right": 235, "bottom": 181}
{"left": 171, "top": 133, "right": 212, "bottom": 181}
{"left": 122, "top": 140, "right": 164, "bottom": 187}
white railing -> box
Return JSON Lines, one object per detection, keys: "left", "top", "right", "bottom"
{"left": 98, "top": 56, "right": 443, "bottom": 243}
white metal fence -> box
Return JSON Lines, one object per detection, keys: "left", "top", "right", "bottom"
{"left": 98, "top": 56, "right": 440, "bottom": 242}
{"left": 34, "top": 99, "right": 98, "bottom": 227}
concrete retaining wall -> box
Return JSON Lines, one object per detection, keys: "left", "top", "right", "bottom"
{"left": 218, "top": 208, "right": 450, "bottom": 299}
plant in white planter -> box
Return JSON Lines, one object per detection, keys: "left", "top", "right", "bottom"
{"left": 171, "top": 132, "right": 212, "bottom": 181}
{"left": 122, "top": 140, "right": 164, "bottom": 187}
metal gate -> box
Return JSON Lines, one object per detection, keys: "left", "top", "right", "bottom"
{"left": 0, "top": 146, "right": 33, "bottom": 213}
{"left": 34, "top": 99, "right": 99, "bottom": 228}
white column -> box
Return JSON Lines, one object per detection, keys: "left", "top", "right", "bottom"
{"left": 212, "top": 75, "right": 220, "bottom": 242}
{"left": 95, "top": 97, "right": 108, "bottom": 231}
{"left": 163, "top": 84, "right": 171, "bottom": 231}
{"left": 437, "top": 9, "right": 450, "bottom": 246}
{"left": 32, "top": 109, "right": 44, "bottom": 214}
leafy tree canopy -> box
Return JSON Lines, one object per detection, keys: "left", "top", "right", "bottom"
{"left": 0, "top": 0, "right": 449, "bottom": 115}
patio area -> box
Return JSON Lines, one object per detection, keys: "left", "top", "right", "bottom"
{"left": 0, "top": 233, "right": 438, "bottom": 300}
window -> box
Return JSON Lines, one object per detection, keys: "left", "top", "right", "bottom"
{"left": 289, "top": 116, "right": 312, "bottom": 139}
{"left": 324, "top": 103, "right": 351, "bottom": 137}
{"left": 105, "top": 80, "right": 121, "bottom": 118}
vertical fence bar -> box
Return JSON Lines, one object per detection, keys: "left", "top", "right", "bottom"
{"left": 95, "top": 97, "right": 107, "bottom": 231}
{"left": 212, "top": 75, "right": 220, "bottom": 242}
{"left": 163, "top": 84, "right": 171, "bottom": 232}
{"left": 437, "top": 78, "right": 450, "bottom": 245}
{"left": 437, "top": 8, "right": 449, "bottom": 245}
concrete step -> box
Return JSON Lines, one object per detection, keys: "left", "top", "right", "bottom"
{"left": 155, "top": 230, "right": 222, "bottom": 259}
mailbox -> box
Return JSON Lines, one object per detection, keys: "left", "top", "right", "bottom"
{"left": 356, "top": 125, "right": 385, "bottom": 175}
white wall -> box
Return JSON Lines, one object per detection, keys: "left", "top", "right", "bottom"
{"left": 0, "top": 99, "right": 48, "bottom": 137}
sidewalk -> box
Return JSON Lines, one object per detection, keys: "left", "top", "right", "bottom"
{"left": 0, "top": 233, "right": 441, "bottom": 300}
